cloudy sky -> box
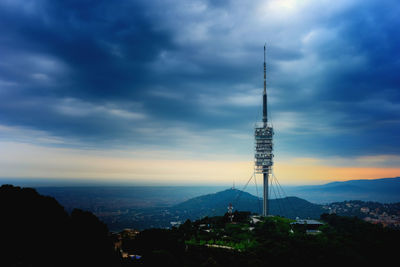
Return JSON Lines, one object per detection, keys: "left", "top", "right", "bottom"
{"left": 1, "top": 0, "right": 399, "bottom": 185}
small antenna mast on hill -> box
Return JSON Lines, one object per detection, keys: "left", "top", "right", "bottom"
{"left": 228, "top": 203, "right": 234, "bottom": 222}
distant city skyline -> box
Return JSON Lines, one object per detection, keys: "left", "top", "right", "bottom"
{"left": 1, "top": 0, "right": 400, "bottom": 185}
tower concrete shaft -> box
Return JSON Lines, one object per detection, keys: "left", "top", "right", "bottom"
{"left": 263, "top": 172, "right": 269, "bottom": 216}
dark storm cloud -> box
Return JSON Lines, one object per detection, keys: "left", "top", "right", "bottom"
{"left": 0, "top": 0, "right": 174, "bottom": 99}
{"left": 0, "top": 0, "right": 399, "bottom": 157}
{"left": 0, "top": 0, "right": 179, "bottom": 146}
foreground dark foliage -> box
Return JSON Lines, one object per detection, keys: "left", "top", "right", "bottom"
{"left": 124, "top": 213, "right": 400, "bottom": 266}
{"left": 0, "top": 185, "right": 122, "bottom": 267}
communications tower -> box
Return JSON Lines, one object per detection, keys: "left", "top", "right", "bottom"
{"left": 254, "top": 44, "right": 274, "bottom": 216}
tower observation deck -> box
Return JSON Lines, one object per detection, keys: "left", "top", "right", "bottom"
{"left": 255, "top": 45, "right": 274, "bottom": 216}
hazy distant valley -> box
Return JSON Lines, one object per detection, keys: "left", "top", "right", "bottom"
{"left": 27, "top": 177, "right": 400, "bottom": 231}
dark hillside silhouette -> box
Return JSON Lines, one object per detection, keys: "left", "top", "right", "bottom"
{"left": 0, "top": 185, "right": 121, "bottom": 267}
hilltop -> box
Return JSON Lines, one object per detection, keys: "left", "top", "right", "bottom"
{"left": 171, "top": 188, "right": 324, "bottom": 219}
{"left": 97, "top": 188, "right": 325, "bottom": 231}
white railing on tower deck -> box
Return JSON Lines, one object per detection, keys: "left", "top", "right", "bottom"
{"left": 254, "top": 123, "right": 274, "bottom": 174}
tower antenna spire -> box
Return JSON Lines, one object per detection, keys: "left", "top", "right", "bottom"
{"left": 263, "top": 44, "right": 267, "bottom": 126}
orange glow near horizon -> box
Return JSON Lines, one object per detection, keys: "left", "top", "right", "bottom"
{"left": 274, "top": 162, "right": 400, "bottom": 185}
{"left": 0, "top": 141, "right": 399, "bottom": 186}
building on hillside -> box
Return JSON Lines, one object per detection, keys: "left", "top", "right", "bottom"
{"left": 290, "top": 219, "right": 323, "bottom": 234}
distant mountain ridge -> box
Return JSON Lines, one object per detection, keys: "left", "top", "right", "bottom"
{"left": 285, "top": 177, "right": 400, "bottom": 203}
{"left": 171, "top": 188, "right": 325, "bottom": 220}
